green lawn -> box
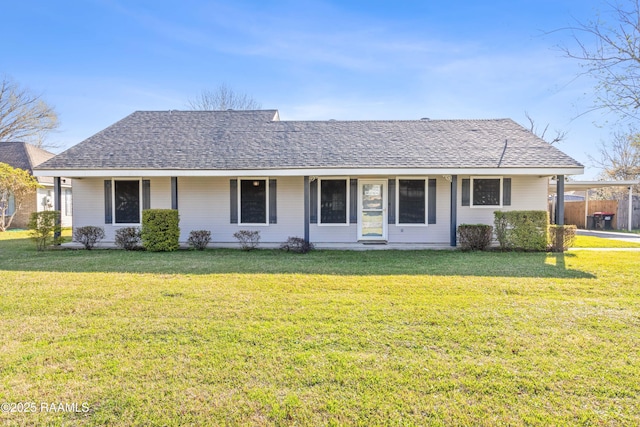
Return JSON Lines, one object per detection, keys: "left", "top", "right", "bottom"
{"left": 1, "top": 232, "right": 639, "bottom": 426}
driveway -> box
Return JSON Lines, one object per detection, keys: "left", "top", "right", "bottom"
{"left": 577, "top": 229, "right": 640, "bottom": 243}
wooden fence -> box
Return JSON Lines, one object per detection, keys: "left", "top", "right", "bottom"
{"left": 563, "top": 200, "right": 619, "bottom": 229}
{"left": 616, "top": 195, "right": 640, "bottom": 230}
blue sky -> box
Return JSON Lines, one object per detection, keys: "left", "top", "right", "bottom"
{"left": 3, "top": 0, "right": 619, "bottom": 178}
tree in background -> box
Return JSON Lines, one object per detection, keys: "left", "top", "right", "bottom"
{"left": 0, "top": 162, "right": 41, "bottom": 231}
{"left": 589, "top": 129, "right": 640, "bottom": 199}
{"left": 559, "top": 1, "right": 640, "bottom": 121}
{"left": 187, "top": 84, "right": 261, "bottom": 111}
{"left": 0, "top": 76, "right": 59, "bottom": 148}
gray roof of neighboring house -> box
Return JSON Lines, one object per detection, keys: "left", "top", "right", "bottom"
{"left": 0, "top": 141, "right": 56, "bottom": 184}
{"left": 36, "top": 110, "right": 583, "bottom": 171}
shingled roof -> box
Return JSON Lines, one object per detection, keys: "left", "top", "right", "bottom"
{"left": 0, "top": 141, "right": 56, "bottom": 184}
{"left": 36, "top": 110, "right": 583, "bottom": 172}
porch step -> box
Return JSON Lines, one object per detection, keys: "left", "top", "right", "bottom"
{"left": 359, "top": 240, "right": 388, "bottom": 245}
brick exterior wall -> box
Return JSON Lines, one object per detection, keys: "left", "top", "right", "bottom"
{"left": 7, "top": 190, "right": 37, "bottom": 229}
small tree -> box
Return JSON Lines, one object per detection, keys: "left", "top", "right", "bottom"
{"left": 28, "top": 210, "right": 61, "bottom": 251}
{"left": 0, "top": 162, "right": 41, "bottom": 231}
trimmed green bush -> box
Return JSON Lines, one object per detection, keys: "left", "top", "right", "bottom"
{"left": 494, "top": 211, "right": 549, "bottom": 251}
{"left": 549, "top": 225, "right": 577, "bottom": 252}
{"left": 28, "top": 211, "right": 61, "bottom": 251}
{"left": 73, "top": 226, "right": 105, "bottom": 250}
{"left": 141, "top": 209, "right": 180, "bottom": 252}
{"left": 457, "top": 224, "right": 493, "bottom": 251}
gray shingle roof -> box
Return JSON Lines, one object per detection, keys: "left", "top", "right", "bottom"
{"left": 0, "top": 141, "right": 56, "bottom": 184}
{"left": 36, "top": 110, "right": 583, "bottom": 171}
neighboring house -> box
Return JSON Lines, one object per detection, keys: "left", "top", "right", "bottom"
{"left": 0, "top": 142, "right": 72, "bottom": 228}
{"left": 34, "top": 110, "right": 583, "bottom": 248}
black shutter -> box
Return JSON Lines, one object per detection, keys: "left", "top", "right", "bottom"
{"left": 309, "top": 179, "right": 318, "bottom": 223}
{"left": 142, "top": 180, "right": 151, "bottom": 210}
{"left": 428, "top": 178, "right": 437, "bottom": 224}
{"left": 349, "top": 179, "right": 358, "bottom": 223}
{"left": 269, "top": 179, "right": 277, "bottom": 224}
{"left": 104, "top": 180, "right": 112, "bottom": 224}
{"left": 171, "top": 177, "right": 178, "bottom": 210}
{"left": 230, "top": 179, "right": 238, "bottom": 224}
{"left": 388, "top": 179, "right": 396, "bottom": 224}
{"left": 461, "top": 179, "right": 470, "bottom": 206}
{"left": 503, "top": 178, "right": 511, "bottom": 206}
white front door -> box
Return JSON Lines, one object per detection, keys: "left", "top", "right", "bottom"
{"left": 358, "top": 180, "right": 387, "bottom": 240}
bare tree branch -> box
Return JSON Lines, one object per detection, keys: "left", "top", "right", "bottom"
{"left": 0, "top": 76, "right": 59, "bottom": 147}
{"left": 524, "top": 111, "right": 567, "bottom": 144}
{"left": 187, "top": 84, "right": 261, "bottom": 111}
{"left": 556, "top": 0, "right": 640, "bottom": 121}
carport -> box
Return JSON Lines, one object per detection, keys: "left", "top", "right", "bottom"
{"left": 549, "top": 180, "right": 640, "bottom": 231}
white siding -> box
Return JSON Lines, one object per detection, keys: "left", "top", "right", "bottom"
{"left": 178, "top": 176, "right": 304, "bottom": 244}
{"left": 457, "top": 175, "right": 549, "bottom": 227}
{"left": 70, "top": 174, "right": 549, "bottom": 247}
{"left": 387, "top": 178, "right": 451, "bottom": 244}
{"left": 73, "top": 177, "right": 175, "bottom": 242}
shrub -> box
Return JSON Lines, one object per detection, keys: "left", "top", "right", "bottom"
{"left": 494, "top": 211, "right": 549, "bottom": 251}
{"left": 548, "top": 225, "right": 577, "bottom": 252}
{"left": 115, "top": 227, "right": 142, "bottom": 250}
{"left": 141, "top": 209, "right": 180, "bottom": 252}
{"left": 280, "top": 236, "right": 314, "bottom": 254}
{"left": 457, "top": 224, "right": 493, "bottom": 251}
{"left": 187, "top": 230, "right": 211, "bottom": 251}
{"left": 73, "top": 226, "right": 105, "bottom": 250}
{"left": 233, "top": 230, "right": 261, "bottom": 251}
{"left": 28, "top": 211, "right": 61, "bottom": 251}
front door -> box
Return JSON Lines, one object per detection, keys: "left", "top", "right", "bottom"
{"left": 358, "top": 180, "right": 387, "bottom": 240}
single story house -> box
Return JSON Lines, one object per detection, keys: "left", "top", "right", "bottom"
{"left": 0, "top": 141, "right": 72, "bottom": 228}
{"left": 34, "top": 110, "right": 583, "bottom": 248}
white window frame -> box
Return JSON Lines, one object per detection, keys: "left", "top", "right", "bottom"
{"left": 238, "top": 177, "right": 270, "bottom": 226}
{"left": 318, "top": 177, "right": 350, "bottom": 226}
{"left": 470, "top": 176, "right": 503, "bottom": 208}
{"left": 395, "top": 176, "right": 429, "bottom": 226}
{"left": 112, "top": 178, "right": 143, "bottom": 226}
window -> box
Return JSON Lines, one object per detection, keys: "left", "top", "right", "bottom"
{"left": 240, "top": 179, "right": 267, "bottom": 224}
{"left": 398, "top": 179, "right": 426, "bottom": 224}
{"left": 472, "top": 178, "right": 501, "bottom": 206}
{"left": 320, "top": 179, "right": 348, "bottom": 224}
{"left": 114, "top": 180, "right": 140, "bottom": 223}
{"left": 64, "top": 189, "right": 72, "bottom": 216}
{"left": 1, "top": 193, "right": 16, "bottom": 216}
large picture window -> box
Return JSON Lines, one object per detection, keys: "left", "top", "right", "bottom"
{"left": 114, "top": 180, "right": 140, "bottom": 223}
{"left": 472, "top": 178, "right": 501, "bottom": 206}
{"left": 320, "top": 179, "right": 347, "bottom": 224}
{"left": 240, "top": 179, "right": 267, "bottom": 224}
{"left": 398, "top": 179, "right": 426, "bottom": 224}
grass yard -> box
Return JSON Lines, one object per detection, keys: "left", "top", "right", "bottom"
{"left": 1, "top": 232, "right": 639, "bottom": 426}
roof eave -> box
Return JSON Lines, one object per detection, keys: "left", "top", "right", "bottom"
{"left": 34, "top": 166, "right": 585, "bottom": 178}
